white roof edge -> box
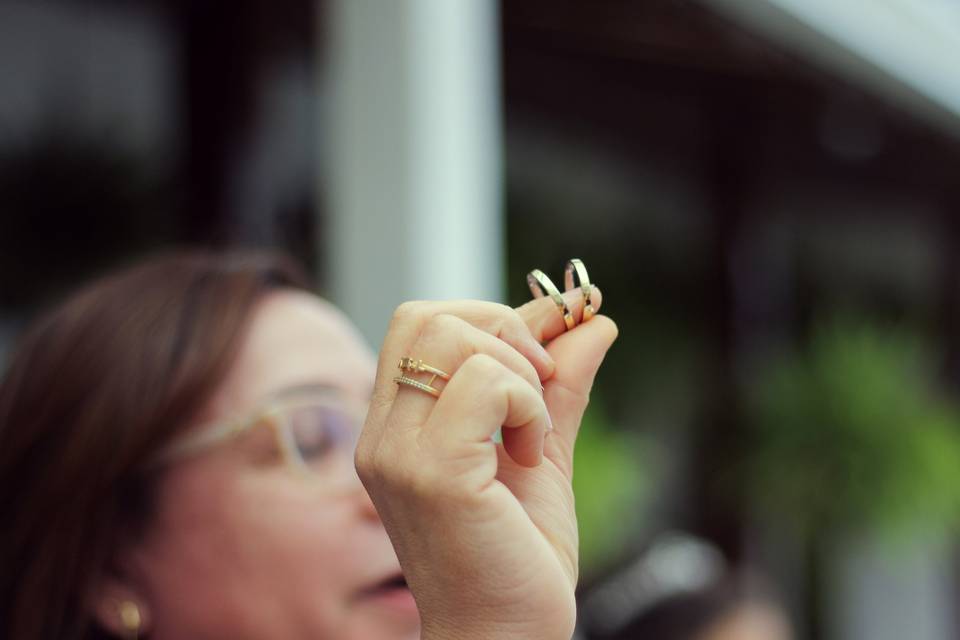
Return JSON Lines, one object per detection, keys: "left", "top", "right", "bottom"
{"left": 699, "top": 0, "right": 960, "bottom": 140}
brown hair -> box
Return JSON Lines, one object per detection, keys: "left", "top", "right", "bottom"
{"left": 0, "top": 249, "right": 309, "bottom": 640}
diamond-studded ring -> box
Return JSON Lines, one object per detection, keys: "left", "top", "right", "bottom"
{"left": 394, "top": 357, "right": 451, "bottom": 397}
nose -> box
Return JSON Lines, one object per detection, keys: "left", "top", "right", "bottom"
{"left": 355, "top": 482, "right": 381, "bottom": 522}
{"left": 344, "top": 456, "right": 381, "bottom": 522}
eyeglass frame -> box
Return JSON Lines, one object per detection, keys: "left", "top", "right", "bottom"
{"left": 148, "top": 383, "right": 368, "bottom": 480}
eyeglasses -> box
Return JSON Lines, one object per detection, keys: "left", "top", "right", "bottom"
{"left": 151, "top": 384, "right": 366, "bottom": 480}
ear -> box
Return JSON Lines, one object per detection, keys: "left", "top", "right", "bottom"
{"left": 88, "top": 574, "right": 152, "bottom": 638}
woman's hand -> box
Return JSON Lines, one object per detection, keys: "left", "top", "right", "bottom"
{"left": 356, "top": 290, "right": 618, "bottom": 640}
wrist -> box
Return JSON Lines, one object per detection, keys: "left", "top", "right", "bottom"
{"left": 421, "top": 625, "right": 537, "bottom": 640}
{"left": 418, "top": 609, "right": 575, "bottom": 640}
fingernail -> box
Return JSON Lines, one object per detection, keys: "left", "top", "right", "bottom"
{"left": 545, "top": 411, "right": 554, "bottom": 433}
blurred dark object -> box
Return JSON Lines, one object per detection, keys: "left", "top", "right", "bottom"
{"left": 172, "top": 0, "right": 316, "bottom": 243}
{"left": 0, "top": 0, "right": 321, "bottom": 313}
{"left": 609, "top": 584, "right": 791, "bottom": 640}
{"left": 578, "top": 532, "right": 792, "bottom": 640}
{"left": 0, "top": 125, "right": 175, "bottom": 309}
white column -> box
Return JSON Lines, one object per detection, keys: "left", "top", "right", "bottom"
{"left": 324, "top": 0, "right": 503, "bottom": 346}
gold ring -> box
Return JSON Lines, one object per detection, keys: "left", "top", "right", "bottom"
{"left": 394, "top": 375, "right": 441, "bottom": 397}
{"left": 564, "top": 258, "right": 594, "bottom": 322}
{"left": 527, "top": 269, "right": 576, "bottom": 331}
{"left": 398, "top": 357, "right": 451, "bottom": 387}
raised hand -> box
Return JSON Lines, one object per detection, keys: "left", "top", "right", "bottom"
{"left": 356, "top": 289, "right": 618, "bottom": 640}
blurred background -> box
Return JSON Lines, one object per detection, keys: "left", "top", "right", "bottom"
{"left": 3, "top": 0, "right": 960, "bottom": 638}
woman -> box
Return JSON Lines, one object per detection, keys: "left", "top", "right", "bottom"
{"left": 0, "top": 250, "right": 617, "bottom": 639}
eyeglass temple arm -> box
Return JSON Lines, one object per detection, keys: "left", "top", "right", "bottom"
{"left": 148, "top": 415, "right": 253, "bottom": 467}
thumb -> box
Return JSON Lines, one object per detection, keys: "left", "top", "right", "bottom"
{"left": 541, "top": 315, "right": 618, "bottom": 457}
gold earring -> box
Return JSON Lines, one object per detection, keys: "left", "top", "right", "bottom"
{"left": 118, "top": 600, "right": 141, "bottom": 640}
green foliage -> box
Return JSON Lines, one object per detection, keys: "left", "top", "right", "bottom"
{"left": 572, "top": 402, "right": 649, "bottom": 576}
{"left": 745, "top": 320, "right": 960, "bottom": 537}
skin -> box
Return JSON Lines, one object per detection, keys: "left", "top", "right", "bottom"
{"left": 96, "top": 291, "right": 417, "bottom": 640}
{"left": 94, "top": 286, "right": 618, "bottom": 640}
{"left": 698, "top": 603, "right": 794, "bottom": 640}
{"left": 358, "top": 292, "right": 617, "bottom": 640}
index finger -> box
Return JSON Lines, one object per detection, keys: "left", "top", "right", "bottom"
{"left": 515, "top": 287, "right": 604, "bottom": 344}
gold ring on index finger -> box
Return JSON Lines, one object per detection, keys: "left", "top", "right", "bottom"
{"left": 527, "top": 269, "right": 576, "bottom": 331}
{"left": 564, "top": 258, "right": 595, "bottom": 322}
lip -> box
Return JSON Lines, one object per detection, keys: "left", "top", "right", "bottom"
{"left": 358, "top": 584, "right": 419, "bottom": 617}
{"left": 355, "top": 571, "right": 419, "bottom": 617}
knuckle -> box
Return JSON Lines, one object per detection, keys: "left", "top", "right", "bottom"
{"left": 420, "top": 313, "right": 461, "bottom": 341}
{"left": 462, "top": 352, "right": 505, "bottom": 383}
{"left": 418, "top": 314, "right": 475, "bottom": 365}
{"left": 511, "top": 318, "right": 532, "bottom": 344}
{"left": 354, "top": 441, "right": 380, "bottom": 484}
{"left": 477, "top": 300, "right": 513, "bottom": 317}
{"left": 501, "top": 305, "right": 525, "bottom": 328}
{"left": 497, "top": 308, "right": 526, "bottom": 337}
{"left": 491, "top": 301, "right": 515, "bottom": 317}
{"left": 390, "top": 301, "right": 424, "bottom": 326}
{"left": 492, "top": 303, "right": 522, "bottom": 331}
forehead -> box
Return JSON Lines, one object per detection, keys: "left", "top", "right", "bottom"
{"left": 209, "top": 289, "right": 376, "bottom": 416}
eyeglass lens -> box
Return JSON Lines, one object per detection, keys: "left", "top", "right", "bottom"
{"left": 286, "top": 404, "right": 360, "bottom": 468}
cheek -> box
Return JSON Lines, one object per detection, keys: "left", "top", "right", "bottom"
{"left": 233, "top": 472, "right": 361, "bottom": 589}
{"left": 139, "top": 465, "right": 365, "bottom": 638}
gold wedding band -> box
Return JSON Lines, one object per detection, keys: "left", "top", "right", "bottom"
{"left": 564, "top": 258, "right": 595, "bottom": 322}
{"left": 527, "top": 269, "right": 576, "bottom": 331}
{"left": 394, "top": 375, "right": 441, "bottom": 397}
